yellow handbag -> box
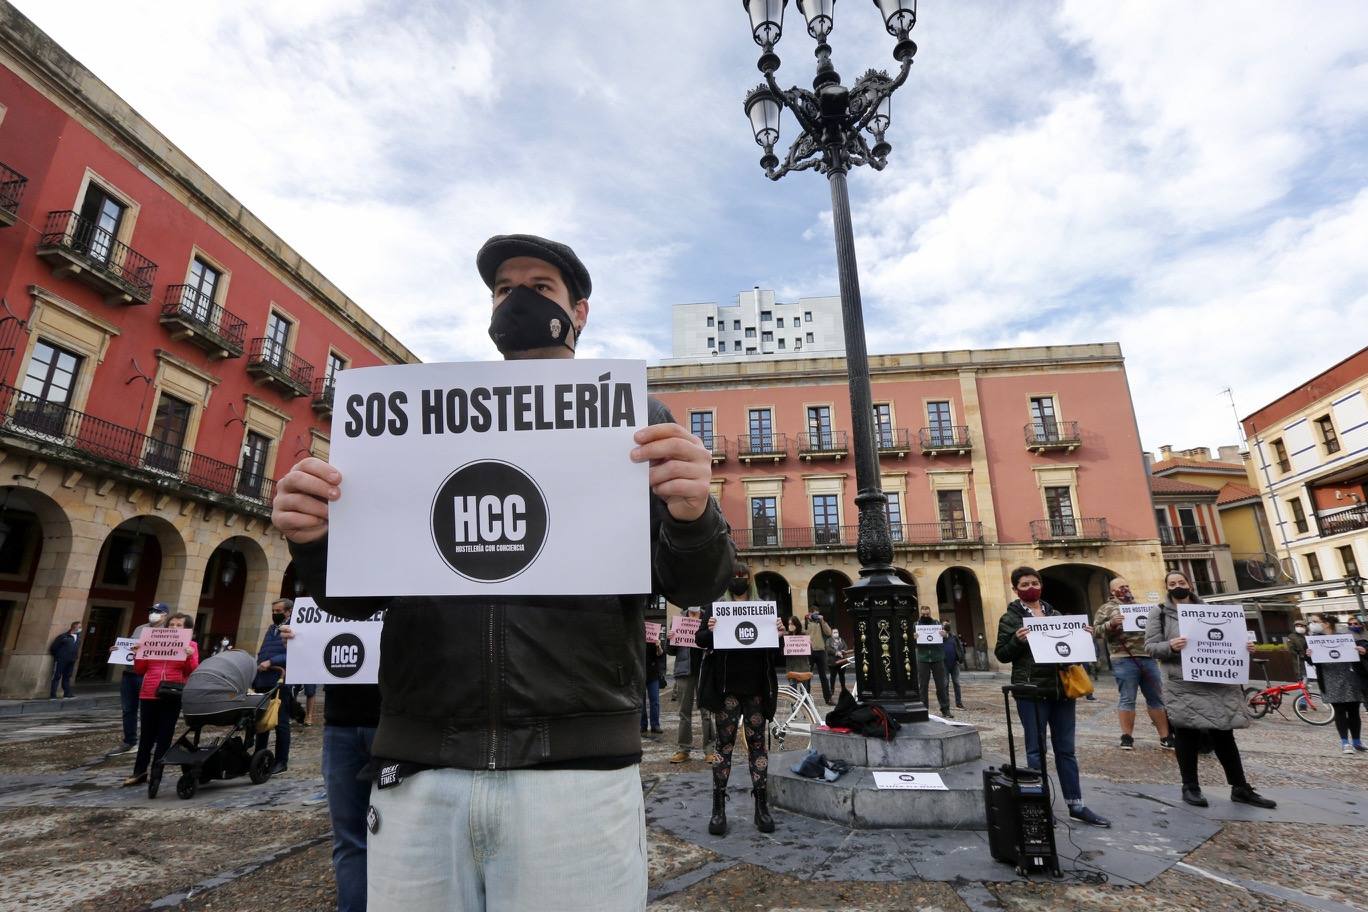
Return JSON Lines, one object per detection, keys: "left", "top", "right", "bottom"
{"left": 256, "top": 694, "right": 281, "bottom": 733}
{"left": 1059, "top": 664, "right": 1094, "bottom": 700}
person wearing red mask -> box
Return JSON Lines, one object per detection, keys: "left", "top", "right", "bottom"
{"left": 994, "top": 566, "right": 1110, "bottom": 828}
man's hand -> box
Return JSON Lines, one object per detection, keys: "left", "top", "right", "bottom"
{"left": 707, "top": 617, "right": 718, "bottom": 631}
{"left": 278, "top": 625, "right": 295, "bottom": 642}
{"left": 1014, "top": 627, "right": 1029, "bottom": 642}
{"left": 258, "top": 660, "right": 271, "bottom": 671}
{"left": 272, "top": 457, "right": 342, "bottom": 544}
{"left": 631, "top": 424, "right": 712, "bottom": 522}
{"left": 1169, "top": 637, "right": 1187, "bottom": 652}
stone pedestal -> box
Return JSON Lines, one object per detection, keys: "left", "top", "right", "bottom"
{"left": 769, "top": 722, "right": 989, "bottom": 829}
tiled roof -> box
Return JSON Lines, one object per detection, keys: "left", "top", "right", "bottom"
{"left": 1151, "top": 457, "right": 1246, "bottom": 475}
{"left": 1217, "top": 482, "right": 1261, "bottom": 506}
{"left": 1150, "top": 476, "right": 1218, "bottom": 496}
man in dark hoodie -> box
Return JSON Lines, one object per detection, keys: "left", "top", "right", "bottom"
{"left": 272, "top": 234, "right": 735, "bottom": 911}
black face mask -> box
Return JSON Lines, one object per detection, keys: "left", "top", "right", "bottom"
{"left": 488, "top": 285, "right": 577, "bottom": 355}
{"left": 728, "top": 579, "right": 750, "bottom": 597}
{"left": 272, "top": 613, "right": 286, "bottom": 625}
{"left": 1167, "top": 587, "right": 1191, "bottom": 602}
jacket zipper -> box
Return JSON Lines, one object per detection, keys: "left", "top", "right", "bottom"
{"left": 487, "top": 605, "right": 498, "bottom": 770}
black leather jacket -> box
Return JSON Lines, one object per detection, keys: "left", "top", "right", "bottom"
{"left": 289, "top": 399, "right": 735, "bottom": 770}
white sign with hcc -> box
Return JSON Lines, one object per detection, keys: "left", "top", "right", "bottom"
{"left": 872, "top": 771, "right": 949, "bottom": 791}
{"left": 1120, "top": 603, "right": 1158, "bottom": 633}
{"left": 1177, "top": 604, "right": 1250, "bottom": 684}
{"left": 284, "top": 597, "right": 384, "bottom": 685}
{"left": 326, "top": 360, "right": 650, "bottom": 597}
{"left": 711, "top": 601, "right": 779, "bottom": 650}
{"left": 1024, "top": 615, "right": 1097, "bottom": 664}
{"left": 1308, "top": 633, "right": 1358, "bottom": 664}
{"left": 914, "top": 624, "right": 943, "bottom": 645}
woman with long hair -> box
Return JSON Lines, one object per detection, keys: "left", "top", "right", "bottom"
{"left": 124, "top": 611, "right": 199, "bottom": 787}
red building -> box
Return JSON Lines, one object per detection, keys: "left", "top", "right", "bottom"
{"left": 0, "top": 7, "right": 415, "bottom": 696}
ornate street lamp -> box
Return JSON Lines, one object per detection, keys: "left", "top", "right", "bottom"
{"left": 740, "top": 0, "right": 926, "bottom": 722}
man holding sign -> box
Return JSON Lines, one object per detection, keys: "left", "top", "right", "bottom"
{"left": 1095, "top": 577, "right": 1172, "bottom": 751}
{"left": 272, "top": 234, "right": 735, "bottom": 911}
{"left": 913, "top": 605, "right": 952, "bottom": 718}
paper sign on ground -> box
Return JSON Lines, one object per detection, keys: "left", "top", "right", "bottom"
{"left": 1120, "top": 603, "right": 1157, "bottom": 633}
{"left": 872, "top": 771, "right": 949, "bottom": 791}
{"left": 326, "top": 360, "right": 650, "bottom": 597}
{"left": 644, "top": 621, "right": 663, "bottom": 644}
{"left": 1023, "top": 615, "right": 1097, "bottom": 664}
{"left": 107, "top": 637, "right": 139, "bottom": 666}
{"left": 783, "top": 635, "right": 811, "bottom": 656}
{"left": 914, "top": 624, "right": 943, "bottom": 645}
{"left": 1177, "top": 604, "right": 1250, "bottom": 684}
{"left": 927, "top": 713, "right": 975, "bottom": 728}
{"left": 285, "top": 597, "right": 384, "bottom": 685}
{"left": 1308, "top": 633, "right": 1358, "bottom": 664}
{"left": 136, "top": 627, "right": 192, "bottom": 661}
{"left": 669, "top": 616, "right": 699, "bottom": 648}
{"left": 711, "top": 601, "right": 779, "bottom": 650}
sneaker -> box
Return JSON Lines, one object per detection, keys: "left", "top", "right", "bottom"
{"left": 669, "top": 750, "right": 690, "bottom": 764}
{"left": 1119, "top": 734, "right": 1134, "bottom": 751}
{"left": 650, "top": 727, "right": 664, "bottom": 735}
{"left": 122, "top": 773, "right": 148, "bottom": 787}
{"left": 942, "top": 709, "right": 954, "bottom": 719}
{"left": 269, "top": 763, "right": 288, "bottom": 776}
{"left": 955, "top": 703, "right": 966, "bottom": 710}
{"left": 704, "top": 752, "right": 720, "bottom": 764}
{"left": 1343, "top": 743, "right": 1354, "bottom": 754}
{"left": 1354, "top": 742, "right": 1368, "bottom": 753}
{"left": 1159, "top": 735, "right": 1176, "bottom": 751}
{"left": 111, "top": 742, "right": 136, "bottom": 754}
{"left": 1230, "top": 785, "right": 1276, "bottom": 809}
{"left": 1068, "top": 806, "right": 1111, "bottom": 828}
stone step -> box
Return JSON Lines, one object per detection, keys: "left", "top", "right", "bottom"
{"left": 811, "top": 719, "right": 983, "bottom": 768}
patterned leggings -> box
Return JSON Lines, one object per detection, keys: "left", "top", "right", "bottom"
{"left": 713, "top": 693, "right": 768, "bottom": 790}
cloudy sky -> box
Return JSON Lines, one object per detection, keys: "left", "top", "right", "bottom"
{"left": 16, "top": 1, "right": 1368, "bottom": 453}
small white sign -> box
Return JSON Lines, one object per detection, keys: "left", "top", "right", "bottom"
{"left": 1178, "top": 604, "right": 1250, "bottom": 684}
{"left": 783, "top": 635, "right": 811, "bottom": 656}
{"left": 1120, "top": 603, "right": 1157, "bottom": 633}
{"left": 1307, "top": 663, "right": 1318, "bottom": 680}
{"left": 285, "top": 597, "right": 384, "bottom": 685}
{"left": 326, "top": 360, "right": 650, "bottom": 597}
{"left": 914, "top": 624, "right": 943, "bottom": 645}
{"left": 107, "top": 637, "right": 139, "bottom": 666}
{"left": 1024, "top": 615, "right": 1097, "bottom": 664}
{"left": 711, "top": 601, "right": 779, "bottom": 650}
{"left": 1308, "top": 633, "right": 1358, "bottom": 664}
{"left": 872, "top": 771, "right": 949, "bottom": 791}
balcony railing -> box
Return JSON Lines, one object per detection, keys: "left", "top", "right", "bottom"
{"left": 875, "top": 427, "right": 911, "bottom": 456}
{"left": 697, "top": 434, "right": 727, "bottom": 462}
{"left": 246, "top": 338, "right": 314, "bottom": 398}
{"left": 36, "top": 210, "right": 158, "bottom": 303}
{"left": 1024, "top": 420, "right": 1081, "bottom": 452}
{"left": 895, "top": 520, "right": 986, "bottom": 546}
{"left": 1030, "top": 516, "right": 1109, "bottom": 544}
{"left": 312, "top": 377, "right": 335, "bottom": 414}
{"left": 0, "top": 161, "right": 27, "bottom": 226}
{"left": 1322, "top": 504, "right": 1368, "bottom": 537}
{"left": 0, "top": 384, "right": 273, "bottom": 511}
{"left": 160, "top": 286, "right": 247, "bottom": 358}
{"left": 1193, "top": 579, "right": 1229, "bottom": 596}
{"left": 732, "top": 521, "right": 985, "bottom": 551}
{"left": 919, "top": 425, "right": 971, "bottom": 455}
{"left": 798, "top": 430, "right": 848, "bottom": 459}
{"left": 1158, "top": 525, "right": 1211, "bottom": 547}
{"left": 737, "top": 432, "right": 788, "bottom": 461}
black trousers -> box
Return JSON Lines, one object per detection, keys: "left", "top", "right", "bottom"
{"left": 133, "top": 696, "right": 181, "bottom": 776}
{"left": 808, "top": 651, "right": 833, "bottom": 703}
{"left": 1173, "top": 727, "right": 1247, "bottom": 789}
{"left": 1332, "top": 702, "right": 1362, "bottom": 741}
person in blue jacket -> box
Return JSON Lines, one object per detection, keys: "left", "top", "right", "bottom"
{"left": 254, "top": 598, "right": 293, "bottom": 774}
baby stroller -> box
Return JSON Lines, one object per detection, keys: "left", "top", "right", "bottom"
{"left": 152, "top": 649, "right": 283, "bottom": 799}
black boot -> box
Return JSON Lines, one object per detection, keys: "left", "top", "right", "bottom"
{"left": 708, "top": 786, "right": 728, "bottom": 836}
{"left": 1181, "top": 785, "right": 1208, "bottom": 807}
{"left": 753, "top": 785, "right": 775, "bottom": 833}
{"left": 1231, "top": 784, "right": 1276, "bottom": 809}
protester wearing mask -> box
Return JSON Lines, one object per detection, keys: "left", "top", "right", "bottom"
{"left": 1095, "top": 577, "right": 1173, "bottom": 751}
{"left": 1287, "top": 620, "right": 1309, "bottom": 682}
{"left": 827, "top": 626, "right": 851, "bottom": 693}
{"left": 915, "top": 606, "right": 952, "bottom": 718}
{"left": 254, "top": 599, "right": 293, "bottom": 775}
{"left": 995, "top": 566, "right": 1110, "bottom": 827}
{"left": 272, "top": 234, "right": 735, "bottom": 910}
{"left": 804, "top": 607, "right": 835, "bottom": 705}
{"left": 642, "top": 623, "right": 666, "bottom": 738}
{"left": 124, "top": 612, "right": 198, "bottom": 786}
{"left": 1304, "top": 616, "right": 1367, "bottom": 754}
{"left": 109, "top": 603, "right": 167, "bottom": 752}
{"left": 1145, "top": 570, "right": 1276, "bottom": 808}
{"left": 668, "top": 605, "right": 716, "bottom": 764}
{"left": 942, "top": 622, "right": 966, "bottom": 710}
{"left": 47, "top": 621, "right": 81, "bottom": 699}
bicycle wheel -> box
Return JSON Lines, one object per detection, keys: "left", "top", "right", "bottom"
{"left": 1293, "top": 692, "right": 1335, "bottom": 726}
{"left": 1242, "top": 686, "right": 1270, "bottom": 719}
{"left": 769, "top": 688, "right": 821, "bottom": 753}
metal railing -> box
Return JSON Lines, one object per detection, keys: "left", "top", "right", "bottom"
{"left": 1024, "top": 420, "right": 1081, "bottom": 447}
{"left": 312, "top": 377, "right": 336, "bottom": 410}
{"left": 1030, "top": 516, "right": 1109, "bottom": 542}
{"left": 696, "top": 434, "right": 727, "bottom": 459}
{"left": 38, "top": 210, "right": 158, "bottom": 301}
{"left": 247, "top": 338, "right": 314, "bottom": 392}
{"left": 1193, "top": 579, "right": 1229, "bottom": 596}
{"left": 919, "top": 425, "right": 971, "bottom": 450}
{"left": 875, "top": 427, "right": 910, "bottom": 452}
{"left": 895, "top": 520, "right": 985, "bottom": 545}
{"left": 733, "top": 520, "right": 984, "bottom": 551}
{"left": 798, "top": 429, "right": 848, "bottom": 455}
{"left": 737, "top": 431, "right": 788, "bottom": 458}
{"left": 0, "top": 384, "right": 273, "bottom": 507}
{"left": 0, "top": 161, "right": 27, "bottom": 217}
{"left": 161, "top": 285, "right": 247, "bottom": 354}
{"left": 1158, "top": 525, "right": 1210, "bottom": 546}
{"left": 1322, "top": 504, "right": 1368, "bottom": 537}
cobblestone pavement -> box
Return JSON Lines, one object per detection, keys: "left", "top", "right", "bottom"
{"left": 0, "top": 674, "right": 1362, "bottom": 911}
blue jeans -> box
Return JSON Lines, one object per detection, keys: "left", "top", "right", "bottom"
{"left": 641, "top": 677, "right": 660, "bottom": 730}
{"left": 1112, "top": 655, "right": 1165, "bottom": 711}
{"left": 120, "top": 671, "right": 143, "bottom": 744}
{"left": 1015, "top": 697, "right": 1082, "bottom": 803}
{"left": 367, "top": 766, "right": 646, "bottom": 911}
{"left": 324, "top": 725, "right": 376, "bottom": 912}
{"left": 49, "top": 660, "right": 74, "bottom": 697}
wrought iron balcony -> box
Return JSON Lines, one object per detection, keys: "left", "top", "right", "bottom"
{"left": 35, "top": 210, "right": 158, "bottom": 304}
{"left": 0, "top": 384, "right": 273, "bottom": 514}
{"left": 919, "top": 425, "right": 971, "bottom": 456}
{"left": 160, "top": 286, "right": 247, "bottom": 359}
{"left": 246, "top": 338, "right": 314, "bottom": 398}
{"left": 0, "top": 161, "right": 27, "bottom": 227}
{"left": 1158, "top": 525, "right": 1211, "bottom": 547}
{"left": 1322, "top": 504, "right": 1368, "bottom": 537}
{"left": 1030, "top": 516, "right": 1109, "bottom": 544}
{"left": 894, "top": 521, "right": 986, "bottom": 547}
{"left": 797, "top": 429, "right": 848, "bottom": 460}
{"left": 1024, "top": 420, "right": 1082, "bottom": 452}
{"left": 737, "top": 431, "right": 788, "bottom": 463}
{"left": 312, "top": 377, "right": 336, "bottom": 415}
{"left": 697, "top": 434, "right": 727, "bottom": 463}
{"left": 875, "top": 427, "right": 911, "bottom": 457}
{"left": 732, "top": 520, "right": 985, "bottom": 552}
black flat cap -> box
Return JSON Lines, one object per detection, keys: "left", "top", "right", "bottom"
{"left": 476, "top": 234, "right": 592, "bottom": 301}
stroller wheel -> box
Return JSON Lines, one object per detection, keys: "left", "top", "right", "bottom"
{"left": 176, "top": 774, "right": 198, "bottom": 800}
{"left": 250, "top": 749, "right": 275, "bottom": 785}
{"left": 147, "top": 763, "right": 163, "bottom": 800}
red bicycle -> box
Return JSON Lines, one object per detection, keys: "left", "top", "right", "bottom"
{"left": 1243, "top": 659, "right": 1334, "bottom": 725}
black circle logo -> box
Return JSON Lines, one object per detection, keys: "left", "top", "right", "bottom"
{"left": 1055, "top": 641, "right": 1072, "bottom": 657}
{"left": 735, "top": 621, "right": 759, "bottom": 646}
{"left": 1136, "top": 616, "right": 1148, "bottom": 629}
{"left": 431, "top": 460, "right": 549, "bottom": 583}
{"left": 1329, "top": 648, "right": 1341, "bottom": 660}
{"left": 323, "top": 633, "right": 365, "bottom": 678}
{"left": 1208, "top": 628, "right": 1225, "bottom": 641}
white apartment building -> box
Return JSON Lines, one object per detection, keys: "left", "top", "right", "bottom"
{"left": 670, "top": 287, "right": 845, "bottom": 361}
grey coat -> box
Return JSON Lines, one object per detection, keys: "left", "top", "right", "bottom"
{"left": 1314, "top": 657, "right": 1366, "bottom": 704}
{"left": 1145, "top": 599, "right": 1249, "bottom": 731}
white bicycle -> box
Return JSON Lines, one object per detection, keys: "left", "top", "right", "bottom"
{"left": 769, "top": 671, "right": 824, "bottom": 752}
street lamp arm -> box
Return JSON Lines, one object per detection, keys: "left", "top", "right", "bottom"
{"left": 763, "top": 69, "right": 823, "bottom": 138}
{"left": 766, "top": 133, "right": 825, "bottom": 181}
{"left": 852, "top": 55, "right": 912, "bottom": 135}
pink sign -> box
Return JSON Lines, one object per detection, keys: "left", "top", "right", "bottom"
{"left": 136, "top": 627, "right": 193, "bottom": 661}
{"left": 669, "top": 616, "right": 700, "bottom": 648}
{"left": 783, "top": 635, "right": 811, "bottom": 656}
{"left": 644, "top": 621, "right": 663, "bottom": 643}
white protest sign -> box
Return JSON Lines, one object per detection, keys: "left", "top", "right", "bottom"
{"left": 644, "top": 621, "right": 663, "bottom": 644}
{"left": 1120, "top": 603, "right": 1157, "bottom": 633}
{"left": 107, "top": 637, "right": 139, "bottom": 666}
{"left": 783, "top": 635, "right": 811, "bottom": 656}
{"left": 1178, "top": 604, "right": 1250, "bottom": 684}
{"left": 914, "top": 624, "right": 943, "bottom": 645}
{"left": 285, "top": 597, "right": 384, "bottom": 685}
{"left": 136, "top": 627, "right": 192, "bottom": 661}
{"left": 669, "top": 616, "right": 699, "bottom": 648}
{"left": 1308, "top": 634, "right": 1358, "bottom": 664}
{"left": 872, "top": 771, "right": 949, "bottom": 791}
{"left": 1024, "top": 615, "right": 1097, "bottom": 664}
{"left": 326, "top": 360, "right": 649, "bottom": 597}
{"left": 711, "top": 601, "right": 779, "bottom": 650}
